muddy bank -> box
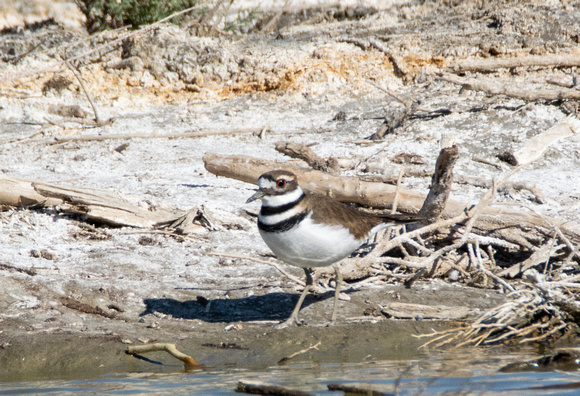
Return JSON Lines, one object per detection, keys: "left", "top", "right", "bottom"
{"left": 0, "top": 280, "right": 507, "bottom": 381}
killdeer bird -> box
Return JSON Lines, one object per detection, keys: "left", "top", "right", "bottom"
{"left": 246, "top": 170, "right": 405, "bottom": 328}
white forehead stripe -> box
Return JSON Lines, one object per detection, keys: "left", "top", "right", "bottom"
{"left": 258, "top": 178, "right": 276, "bottom": 189}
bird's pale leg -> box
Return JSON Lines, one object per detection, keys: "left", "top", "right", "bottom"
{"left": 276, "top": 268, "right": 313, "bottom": 328}
{"left": 330, "top": 263, "right": 343, "bottom": 324}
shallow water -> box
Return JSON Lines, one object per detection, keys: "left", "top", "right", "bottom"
{"left": 2, "top": 348, "right": 579, "bottom": 395}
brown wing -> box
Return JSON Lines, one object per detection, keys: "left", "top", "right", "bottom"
{"left": 308, "top": 193, "right": 383, "bottom": 239}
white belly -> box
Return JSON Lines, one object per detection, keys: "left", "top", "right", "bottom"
{"left": 259, "top": 215, "right": 363, "bottom": 268}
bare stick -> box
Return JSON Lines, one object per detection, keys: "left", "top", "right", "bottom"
{"left": 391, "top": 165, "right": 405, "bottom": 214}
{"left": 126, "top": 343, "right": 200, "bottom": 369}
{"left": 519, "top": 323, "right": 567, "bottom": 344}
{"left": 359, "top": 212, "right": 470, "bottom": 267}
{"left": 364, "top": 79, "right": 410, "bottom": 109}
{"left": 438, "top": 73, "right": 580, "bottom": 101}
{"left": 368, "top": 39, "right": 409, "bottom": 78}
{"left": 447, "top": 53, "right": 580, "bottom": 73}
{"left": 468, "top": 242, "right": 515, "bottom": 292}
{"left": 31, "top": 128, "right": 262, "bottom": 145}
{"left": 337, "top": 37, "right": 370, "bottom": 50}
{"left": 278, "top": 341, "right": 321, "bottom": 364}
{"left": 65, "top": 60, "right": 103, "bottom": 125}
{"left": 207, "top": 252, "right": 305, "bottom": 286}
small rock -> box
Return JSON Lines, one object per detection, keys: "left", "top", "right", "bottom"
{"left": 30, "top": 249, "right": 56, "bottom": 261}
{"left": 224, "top": 323, "right": 242, "bottom": 331}
{"left": 448, "top": 270, "right": 460, "bottom": 281}
{"left": 338, "top": 293, "right": 350, "bottom": 301}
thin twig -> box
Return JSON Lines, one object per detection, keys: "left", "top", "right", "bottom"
{"left": 65, "top": 60, "right": 103, "bottom": 125}
{"left": 391, "top": 165, "right": 405, "bottom": 214}
{"left": 364, "top": 79, "right": 411, "bottom": 109}
{"left": 519, "top": 323, "right": 567, "bottom": 343}
{"left": 31, "top": 128, "right": 262, "bottom": 145}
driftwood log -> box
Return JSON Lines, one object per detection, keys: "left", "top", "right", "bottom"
{"left": 0, "top": 176, "right": 183, "bottom": 228}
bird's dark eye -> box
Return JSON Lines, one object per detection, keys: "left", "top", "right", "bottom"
{"left": 276, "top": 179, "right": 287, "bottom": 188}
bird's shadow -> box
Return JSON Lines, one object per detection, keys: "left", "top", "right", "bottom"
{"left": 142, "top": 290, "right": 345, "bottom": 323}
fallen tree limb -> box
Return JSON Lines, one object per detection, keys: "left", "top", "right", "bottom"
{"left": 202, "top": 153, "right": 580, "bottom": 243}
{"left": 0, "top": 175, "right": 182, "bottom": 228}
{"left": 437, "top": 73, "right": 580, "bottom": 101}
{"left": 447, "top": 53, "right": 580, "bottom": 73}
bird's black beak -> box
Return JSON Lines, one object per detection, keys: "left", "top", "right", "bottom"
{"left": 246, "top": 189, "right": 265, "bottom": 203}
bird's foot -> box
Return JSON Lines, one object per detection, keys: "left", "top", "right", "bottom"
{"left": 273, "top": 316, "right": 304, "bottom": 329}
{"left": 325, "top": 319, "right": 338, "bottom": 327}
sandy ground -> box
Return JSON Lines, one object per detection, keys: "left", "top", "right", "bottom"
{"left": 1, "top": 0, "right": 580, "bottom": 381}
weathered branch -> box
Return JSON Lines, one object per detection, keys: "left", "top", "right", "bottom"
{"left": 31, "top": 128, "right": 262, "bottom": 145}
{"left": 438, "top": 73, "right": 580, "bottom": 101}
{"left": 274, "top": 141, "right": 339, "bottom": 173}
{"left": 447, "top": 53, "right": 580, "bottom": 73}
{"left": 418, "top": 145, "right": 460, "bottom": 219}
{"left": 126, "top": 343, "right": 200, "bottom": 370}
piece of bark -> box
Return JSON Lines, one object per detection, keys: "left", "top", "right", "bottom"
{"left": 447, "top": 53, "right": 580, "bottom": 73}
{"left": 438, "top": 73, "right": 580, "bottom": 101}
{"left": 0, "top": 176, "right": 64, "bottom": 207}
{"left": 417, "top": 145, "right": 459, "bottom": 219}
{"left": 0, "top": 176, "right": 182, "bottom": 228}
{"left": 382, "top": 302, "right": 475, "bottom": 320}
{"left": 274, "top": 141, "right": 339, "bottom": 173}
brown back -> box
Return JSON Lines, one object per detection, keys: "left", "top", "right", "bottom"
{"left": 306, "top": 193, "right": 383, "bottom": 239}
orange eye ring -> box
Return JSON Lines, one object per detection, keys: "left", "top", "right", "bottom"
{"left": 276, "top": 179, "right": 287, "bottom": 188}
